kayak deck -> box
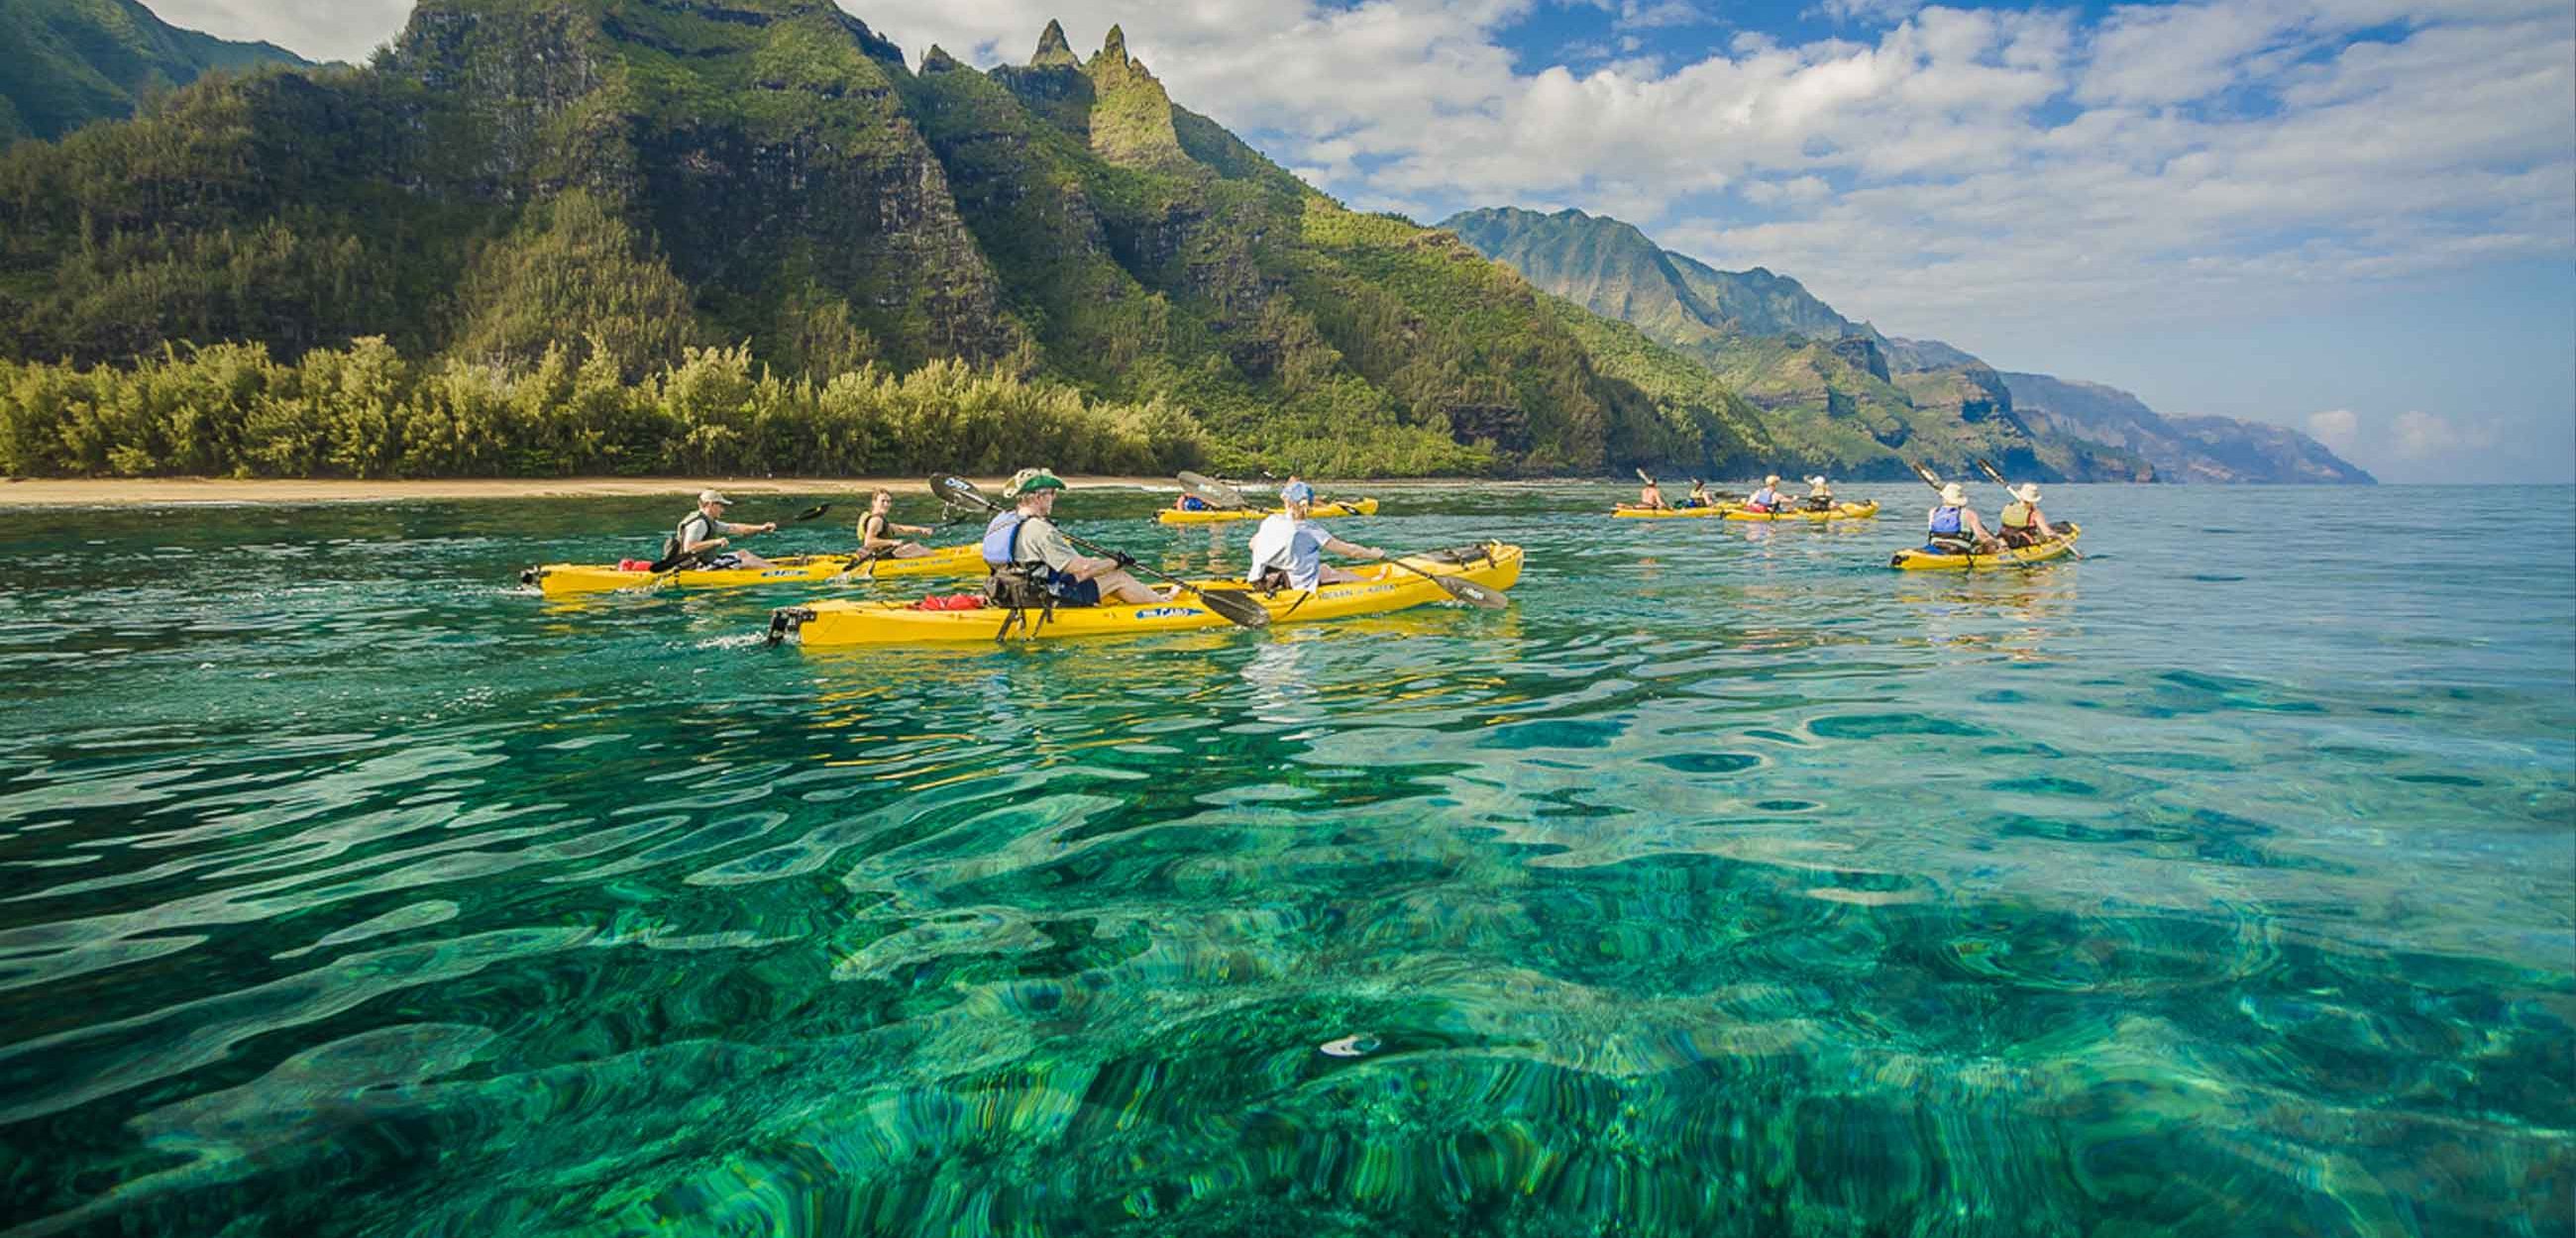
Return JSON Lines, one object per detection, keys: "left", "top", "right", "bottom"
{"left": 1722, "top": 500, "right": 1879, "bottom": 522}
{"left": 772, "top": 543, "right": 1522, "bottom": 647}
{"left": 1888, "top": 524, "right": 2083, "bottom": 569}
{"left": 523, "top": 543, "right": 986, "bottom": 596}
{"left": 1157, "top": 498, "right": 1378, "bottom": 525}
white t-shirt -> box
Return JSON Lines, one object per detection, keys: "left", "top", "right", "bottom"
{"left": 1246, "top": 513, "right": 1332, "bottom": 590}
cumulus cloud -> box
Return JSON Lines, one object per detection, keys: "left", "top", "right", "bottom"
{"left": 2306, "top": 409, "right": 2360, "bottom": 454}
{"left": 2389, "top": 410, "right": 2499, "bottom": 459}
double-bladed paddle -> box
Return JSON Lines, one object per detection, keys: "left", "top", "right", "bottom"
{"left": 931, "top": 475, "right": 1271, "bottom": 630}
{"left": 1175, "top": 471, "right": 1251, "bottom": 511}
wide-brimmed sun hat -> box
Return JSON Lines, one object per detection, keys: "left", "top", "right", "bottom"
{"left": 2012, "top": 482, "right": 2042, "bottom": 503}
{"left": 698, "top": 489, "right": 732, "bottom": 506}
{"left": 1281, "top": 480, "right": 1317, "bottom": 505}
{"left": 1939, "top": 482, "right": 1966, "bottom": 505}
{"left": 1806, "top": 475, "right": 1828, "bottom": 487}
{"left": 1005, "top": 467, "right": 1065, "bottom": 497}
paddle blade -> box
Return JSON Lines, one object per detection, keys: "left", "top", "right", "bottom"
{"left": 1974, "top": 457, "right": 2009, "bottom": 486}
{"left": 1910, "top": 461, "right": 1946, "bottom": 491}
{"left": 1634, "top": 467, "right": 1656, "bottom": 484}
{"left": 930, "top": 475, "right": 995, "bottom": 511}
{"left": 1176, "top": 470, "right": 1249, "bottom": 509}
{"left": 792, "top": 503, "right": 831, "bottom": 523}
{"left": 1434, "top": 573, "right": 1509, "bottom": 610}
{"left": 1192, "top": 586, "right": 1272, "bottom": 629}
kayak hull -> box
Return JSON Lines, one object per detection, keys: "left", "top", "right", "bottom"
{"left": 1888, "top": 524, "right": 2082, "bottom": 570}
{"left": 775, "top": 543, "right": 1523, "bottom": 647}
{"left": 1157, "top": 498, "right": 1377, "bottom": 525}
{"left": 524, "top": 543, "right": 987, "bottom": 596}
{"left": 1721, "top": 500, "right": 1880, "bottom": 523}
{"left": 1611, "top": 503, "right": 1734, "bottom": 519}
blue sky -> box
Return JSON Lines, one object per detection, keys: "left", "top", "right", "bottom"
{"left": 148, "top": 0, "right": 2576, "bottom": 481}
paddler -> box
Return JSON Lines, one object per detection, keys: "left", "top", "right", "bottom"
{"left": 1926, "top": 482, "right": 1995, "bottom": 554}
{"left": 1801, "top": 475, "right": 1836, "bottom": 511}
{"left": 857, "top": 489, "right": 937, "bottom": 560}
{"left": 982, "top": 467, "right": 1174, "bottom": 605}
{"left": 1745, "top": 475, "right": 1787, "bottom": 513}
{"left": 1247, "top": 480, "right": 1386, "bottom": 591}
{"left": 1684, "top": 480, "right": 1716, "bottom": 509}
{"left": 1637, "top": 478, "right": 1669, "bottom": 510}
{"left": 668, "top": 489, "right": 776, "bottom": 569}
{"left": 1997, "top": 482, "right": 2058, "bottom": 548}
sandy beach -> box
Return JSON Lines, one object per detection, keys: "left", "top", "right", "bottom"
{"left": 0, "top": 475, "right": 1183, "bottom": 507}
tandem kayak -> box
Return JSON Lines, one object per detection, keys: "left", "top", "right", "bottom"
{"left": 1157, "top": 498, "right": 1378, "bottom": 525}
{"left": 770, "top": 543, "right": 1522, "bottom": 647}
{"left": 522, "top": 544, "right": 987, "bottom": 596}
{"left": 1610, "top": 503, "right": 1737, "bottom": 519}
{"left": 1887, "top": 524, "right": 2082, "bottom": 570}
{"left": 1722, "top": 500, "right": 1879, "bottom": 523}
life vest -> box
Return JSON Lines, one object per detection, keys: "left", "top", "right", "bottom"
{"left": 660, "top": 511, "right": 718, "bottom": 562}
{"left": 1929, "top": 505, "right": 1965, "bottom": 536}
{"left": 860, "top": 512, "right": 891, "bottom": 544}
{"left": 2001, "top": 501, "right": 2036, "bottom": 530}
{"left": 981, "top": 511, "right": 1026, "bottom": 567}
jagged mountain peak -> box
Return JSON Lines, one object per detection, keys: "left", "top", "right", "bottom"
{"left": 920, "top": 44, "right": 961, "bottom": 72}
{"left": 1099, "top": 24, "right": 1130, "bottom": 65}
{"left": 1031, "top": 18, "right": 1078, "bottom": 66}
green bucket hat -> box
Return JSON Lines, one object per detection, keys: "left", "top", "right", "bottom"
{"left": 1004, "top": 467, "right": 1065, "bottom": 498}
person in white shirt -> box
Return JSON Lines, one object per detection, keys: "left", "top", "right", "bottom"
{"left": 1246, "top": 480, "right": 1386, "bottom": 591}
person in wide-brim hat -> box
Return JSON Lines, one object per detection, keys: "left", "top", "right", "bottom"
{"left": 1801, "top": 474, "right": 1835, "bottom": 511}
{"left": 1927, "top": 480, "right": 1993, "bottom": 552}
{"left": 1998, "top": 480, "right": 2056, "bottom": 548}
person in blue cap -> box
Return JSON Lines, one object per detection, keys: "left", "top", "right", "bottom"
{"left": 1246, "top": 480, "right": 1386, "bottom": 591}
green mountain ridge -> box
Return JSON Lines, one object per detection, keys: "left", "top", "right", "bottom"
{"left": 1446, "top": 204, "right": 2373, "bottom": 485}
{"left": 0, "top": 0, "right": 311, "bottom": 145}
{"left": 1443, "top": 204, "right": 2124, "bottom": 480}
{"left": 0, "top": 1, "right": 1768, "bottom": 478}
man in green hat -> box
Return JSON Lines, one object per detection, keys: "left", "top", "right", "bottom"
{"left": 981, "top": 468, "right": 1174, "bottom": 606}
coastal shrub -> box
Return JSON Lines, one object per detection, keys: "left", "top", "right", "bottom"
{"left": 0, "top": 337, "right": 1216, "bottom": 479}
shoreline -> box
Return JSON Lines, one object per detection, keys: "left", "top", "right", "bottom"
{"left": 0, "top": 475, "right": 1192, "bottom": 507}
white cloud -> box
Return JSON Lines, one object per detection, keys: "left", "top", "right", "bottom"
{"left": 2389, "top": 409, "right": 2499, "bottom": 459}
{"left": 2306, "top": 408, "right": 2360, "bottom": 454}
{"left": 143, "top": 0, "right": 411, "bottom": 62}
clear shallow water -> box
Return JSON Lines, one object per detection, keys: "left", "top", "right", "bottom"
{"left": 0, "top": 482, "right": 2567, "bottom": 1237}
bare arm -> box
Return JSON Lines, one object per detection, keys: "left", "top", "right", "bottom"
{"left": 1321, "top": 536, "right": 1383, "bottom": 560}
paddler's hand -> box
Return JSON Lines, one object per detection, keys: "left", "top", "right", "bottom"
{"left": 1366, "top": 547, "right": 1387, "bottom": 561}
{"left": 760, "top": 522, "right": 778, "bottom": 534}
{"left": 1112, "top": 551, "right": 1138, "bottom": 569}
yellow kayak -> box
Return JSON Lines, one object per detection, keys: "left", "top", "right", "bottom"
{"left": 1722, "top": 500, "right": 1880, "bottom": 523}
{"left": 1157, "top": 498, "right": 1378, "bottom": 525}
{"left": 772, "top": 543, "right": 1523, "bottom": 647}
{"left": 522, "top": 544, "right": 987, "bottom": 596}
{"left": 1610, "top": 503, "right": 1736, "bottom": 519}
{"left": 1888, "top": 524, "right": 2082, "bottom": 570}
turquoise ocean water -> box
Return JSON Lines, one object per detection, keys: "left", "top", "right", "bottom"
{"left": 0, "top": 482, "right": 2568, "bottom": 1236}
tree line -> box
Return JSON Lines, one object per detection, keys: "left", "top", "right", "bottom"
{"left": 0, "top": 338, "right": 1215, "bottom": 479}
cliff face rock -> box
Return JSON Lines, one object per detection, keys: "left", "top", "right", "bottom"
{"left": 2004, "top": 371, "right": 2374, "bottom": 484}
{"left": 1828, "top": 335, "right": 1891, "bottom": 384}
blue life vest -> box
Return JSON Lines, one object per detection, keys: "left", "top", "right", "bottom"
{"left": 1929, "top": 505, "right": 1965, "bottom": 536}
{"left": 981, "top": 511, "right": 1024, "bottom": 567}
